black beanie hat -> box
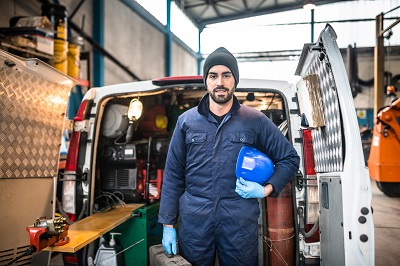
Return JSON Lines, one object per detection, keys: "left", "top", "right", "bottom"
{"left": 203, "top": 47, "right": 239, "bottom": 87}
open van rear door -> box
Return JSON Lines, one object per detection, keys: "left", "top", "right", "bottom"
{"left": 0, "top": 50, "right": 75, "bottom": 265}
{"left": 294, "top": 24, "right": 374, "bottom": 265}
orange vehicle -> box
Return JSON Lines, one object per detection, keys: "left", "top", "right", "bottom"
{"left": 368, "top": 97, "right": 400, "bottom": 197}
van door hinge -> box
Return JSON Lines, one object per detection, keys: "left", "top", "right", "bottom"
{"left": 295, "top": 171, "right": 304, "bottom": 191}
{"left": 58, "top": 172, "right": 87, "bottom": 182}
{"left": 290, "top": 109, "right": 300, "bottom": 115}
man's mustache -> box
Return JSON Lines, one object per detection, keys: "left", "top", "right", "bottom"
{"left": 213, "top": 86, "right": 228, "bottom": 92}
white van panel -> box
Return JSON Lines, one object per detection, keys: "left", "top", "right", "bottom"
{"left": 320, "top": 25, "right": 374, "bottom": 266}
{"left": 319, "top": 176, "right": 345, "bottom": 266}
{"left": 295, "top": 25, "right": 374, "bottom": 265}
{"left": 0, "top": 50, "right": 74, "bottom": 264}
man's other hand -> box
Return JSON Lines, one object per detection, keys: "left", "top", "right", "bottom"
{"left": 162, "top": 226, "right": 177, "bottom": 255}
{"left": 235, "top": 177, "right": 265, "bottom": 198}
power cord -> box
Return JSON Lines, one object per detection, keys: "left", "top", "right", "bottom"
{"left": 94, "top": 190, "right": 126, "bottom": 213}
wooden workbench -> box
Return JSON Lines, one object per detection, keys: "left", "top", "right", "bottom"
{"left": 45, "top": 204, "right": 144, "bottom": 253}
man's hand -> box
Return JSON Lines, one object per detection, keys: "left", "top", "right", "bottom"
{"left": 162, "top": 225, "right": 177, "bottom": 255}
{"left": 236, "top": 177, "right": 273, "bottom": 198}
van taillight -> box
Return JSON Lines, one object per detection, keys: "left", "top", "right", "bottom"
{"left": 302, "top": 129, "right": 320, "bottom": 242}
{"left": 65, "top": 131, "right": 81, "bottom": 171}
{"left": 62, "top": 100, "right": 91, "bottom": 222}
{"left": 303, "top": 129, "right": 316, "bottom": 175}
{"left": 73, "top": 100, "right": 89, "bottom": 122}
{"left": 63, "top": 253, "right": 79, "bottom": 264}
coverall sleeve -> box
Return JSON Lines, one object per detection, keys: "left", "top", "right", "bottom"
{"left": 158, "top": 117, "right": 187, "bottom": 225}
{"left": 260, "top": 118, "right": 300, "bottom": 197}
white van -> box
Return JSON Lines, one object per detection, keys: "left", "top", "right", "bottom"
{"left": 59, "top": 24, "right": 374, "bottom": 265}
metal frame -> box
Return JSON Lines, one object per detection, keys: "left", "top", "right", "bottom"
{"left": 374, "top": 7, "right": 400, "bottom": 115}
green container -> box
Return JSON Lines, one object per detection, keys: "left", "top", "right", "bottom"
{"left": 108, "top": 202, "right": 163, "bottom": 265}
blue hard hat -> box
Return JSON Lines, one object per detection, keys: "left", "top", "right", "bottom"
{"left": 236, "top": 146, "right": 274, "bottom": 184}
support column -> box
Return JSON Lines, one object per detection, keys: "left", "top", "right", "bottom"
{"left": 374, "top": 13, "right": 385, "bottom": 115}
{"left": 165, "top": 0, "right": 172, "bottom": 77}
{"left": 93, "top": 0, "right": 104, "bottom": 87}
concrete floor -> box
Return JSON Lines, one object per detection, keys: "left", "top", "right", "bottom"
{"left": 48, "top": 179, "right": 400, "bottom": 266}
{"left": 371, "top": 180, "right": 400, "bottom": 266}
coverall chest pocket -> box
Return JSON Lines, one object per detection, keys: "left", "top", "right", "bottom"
{"left": 227, "top": 132, "right": 255, "bottom": 162}
{"left": 185, "top": 131, "right": 207, "bottom": 163}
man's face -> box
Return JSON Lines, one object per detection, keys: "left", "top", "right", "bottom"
{"left": 206, "top": 65, "right": 236, "bottom": 104}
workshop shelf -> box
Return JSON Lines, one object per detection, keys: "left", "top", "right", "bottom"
{"left": 45, "top": 204, "right": 143, "bottom": 253}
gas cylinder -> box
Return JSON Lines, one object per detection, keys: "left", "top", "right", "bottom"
{"left": 266, "top": 183, "right": 294, "bottom": 266}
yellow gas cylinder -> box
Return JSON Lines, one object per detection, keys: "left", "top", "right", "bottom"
{"left": 54, "top": 39, "right": 68, "bottom": 74}
{"left": 67, "top": 42, "right": 80, "bottom": 79}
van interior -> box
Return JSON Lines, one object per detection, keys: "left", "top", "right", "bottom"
{"left": 93, "top": 88, "right": 287, "bottom": 210}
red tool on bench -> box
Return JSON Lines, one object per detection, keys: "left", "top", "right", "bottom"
{"left": 4, "top": 217, "right": 70, "bottom": 265}
{"left": 26, "top": 216, "right": 70, "bottom": 252}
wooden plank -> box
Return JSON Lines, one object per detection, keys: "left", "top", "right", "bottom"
{"left": 45, "top": 204, "right": 144, "bottom": 253}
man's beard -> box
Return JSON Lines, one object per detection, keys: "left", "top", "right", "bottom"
{"left": 209, "top": 85, "right": 235, "bottom": 104}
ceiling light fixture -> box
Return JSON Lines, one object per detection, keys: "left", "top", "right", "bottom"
{"left": 303, "top": 1, "right": 317, "bottom": 10}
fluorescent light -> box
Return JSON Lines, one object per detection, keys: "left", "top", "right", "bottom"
{"left": 303, "top": 3, "right": 317, "bottom": 10}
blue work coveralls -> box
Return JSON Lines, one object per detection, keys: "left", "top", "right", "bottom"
{"left": 158, "top": 93, "right": 300, "bottom": 266}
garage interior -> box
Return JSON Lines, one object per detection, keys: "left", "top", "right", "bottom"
{"left": 0, "top": 0, "right": 399, "bottom": 266}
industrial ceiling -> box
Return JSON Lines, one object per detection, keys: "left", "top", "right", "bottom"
{"left": 173, "top": 0, "right": 357, "bottom": 29}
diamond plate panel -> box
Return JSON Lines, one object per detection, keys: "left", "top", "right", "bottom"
{"left": 0, "top": 64, "right": 69, "bottom": 178}
{"left": 306, "top": 53, "right": 343, "bottom": 173}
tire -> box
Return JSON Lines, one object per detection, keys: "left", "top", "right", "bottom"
{"left": 376, "top": 181, "right": 400, "bottom": 197}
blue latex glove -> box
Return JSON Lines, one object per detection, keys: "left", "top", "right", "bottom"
{"left": 162, "top": 226, "right": 177, "bottom": 255}
{"left": 235, "top": 177, "right": 265, "bottom": 198}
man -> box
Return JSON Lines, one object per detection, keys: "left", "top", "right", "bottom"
{"left": 158, "top": 47, "right": 300, "bottom": 265}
